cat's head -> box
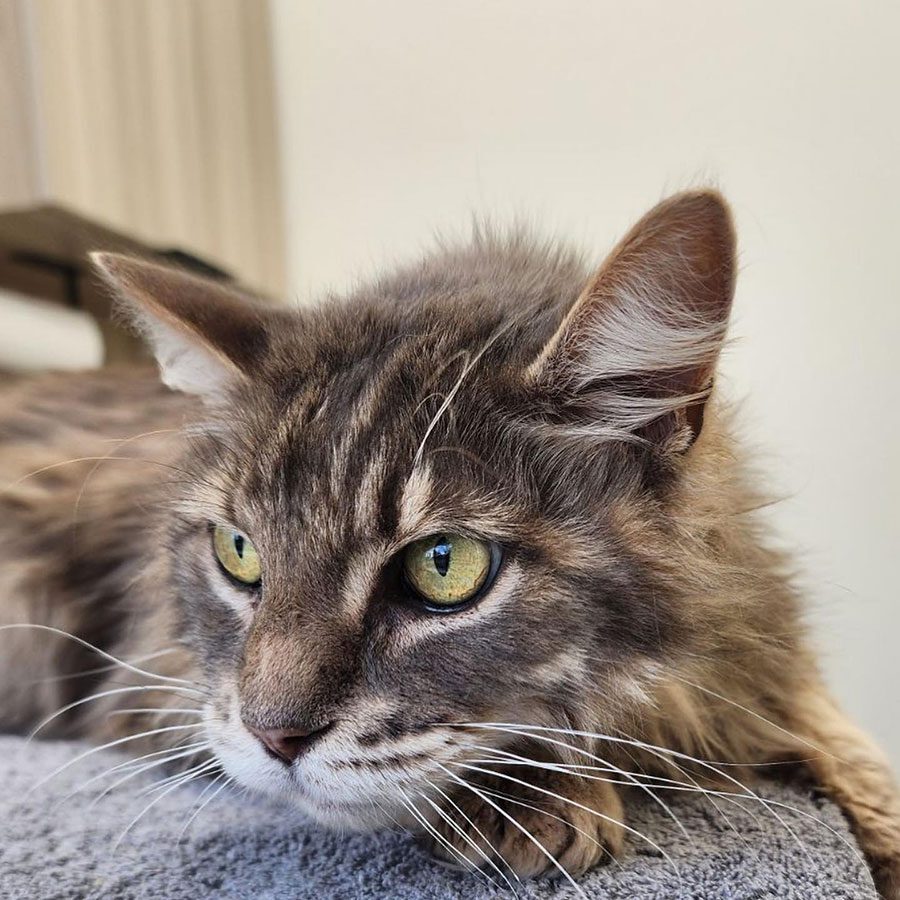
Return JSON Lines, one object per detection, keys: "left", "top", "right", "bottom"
{"left": 94, "top": 191, "right": 735, "bottom": 827}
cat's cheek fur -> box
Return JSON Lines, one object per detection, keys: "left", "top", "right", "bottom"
{"left": 204, "top": 563, "right": 256, "bottom": 628}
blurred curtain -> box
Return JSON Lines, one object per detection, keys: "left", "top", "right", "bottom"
{"left": 0, "top": 0, "right": 285, "bottom": 295}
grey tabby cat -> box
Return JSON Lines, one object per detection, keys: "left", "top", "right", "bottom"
{"left": 0, "top": 192, "right": 897, "bottom": 897}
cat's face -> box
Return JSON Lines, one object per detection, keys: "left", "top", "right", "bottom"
{"left": 167, "top": 324, "right": 687, "bottom": 827}
{"left": 95, "top": 190, "right": 735, "bottom": 826}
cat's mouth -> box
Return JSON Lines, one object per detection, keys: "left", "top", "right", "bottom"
{"left": 202, "top": 701, "right": 462, "bottom": 829}
{"left": 232, "top": 749, "right": 438, "bottom": 829}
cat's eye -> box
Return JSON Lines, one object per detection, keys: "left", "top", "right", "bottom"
{"left": 212, "top": 525, "right": 262, "bottom": 586}
{"left": 401, "top": 533, "right": 497, "bottom": 611}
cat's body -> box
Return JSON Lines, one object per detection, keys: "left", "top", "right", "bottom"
{"left": 0, "top": 369, "right": 188, "bottom": 737}
{"left": 0, "top": 193, "right": 897, "bottom": 896}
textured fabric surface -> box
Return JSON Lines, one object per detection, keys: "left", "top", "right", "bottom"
{"left": 0, "top": 735, "right": 874, "bottom": 900}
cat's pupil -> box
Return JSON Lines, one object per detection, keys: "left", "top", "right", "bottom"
{"left": 234, "top": 534, "right": 245, "bottom": 559}
{"left": 432, "top": 536, "right": 451, "bottom": 577}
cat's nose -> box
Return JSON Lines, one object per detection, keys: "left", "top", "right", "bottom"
{"left": 245, "top": 721, "right": 334, "bottom": 764}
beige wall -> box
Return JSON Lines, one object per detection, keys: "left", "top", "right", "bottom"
{"left": 270, "top": 1, "right": 900, "bottom": 765}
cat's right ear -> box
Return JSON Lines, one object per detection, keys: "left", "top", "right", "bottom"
{"left": 92, "top": 254, "right": 283, "bottom": 402}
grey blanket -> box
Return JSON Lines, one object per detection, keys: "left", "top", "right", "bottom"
{"left": 0, "top": 736, "right": 874, "bottom": 899}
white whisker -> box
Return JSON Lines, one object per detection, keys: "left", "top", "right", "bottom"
{"left": 370, "top": 791, "right": 415, "bottom": 839}
{"left": 28, "top": 685, "right": 201, "bottom": 739}
{"left": 138, "top": 758, "right": 220, "bottom": 798}
{"left": 33, "top": 649, "right": 180, "bottom": 686}
{"left": 178, "top": 772, "right": 232, "bottom": 840}
{"left": 669, "top": 674, "right": 836, "bottom": 760}
{"left": 461, "top": 736, "right": 691, "bottom": 841}
{"left": 457, "top": 723, "right": 821, "bottom": 868}
{"left": 0, "top": 624, "right": 197, "bottom": 687}
{"left": 105, "top": 708, "right": 202, "bottom": 718}
{"left": 84, "top": 744, "right": 211, "bottom": 807}
{"left": 74, "top": 739, "right": 210, "bottom": 793}
{"left": 422, "top": 775, "right": 522, "bottom": 891}
{"left": 454, "top": 760, "right": 682, "bottom": 887}
{"left": 413, "top": 320, "right": 514, "bottom": 468}
{"left": 397, "top": 788, "right": 486, "bottom": 883}
{"left": 437, "top": 762, "right": 590, "bottom": 900}
{"left": 72, "top": 429, "right": 183, "bottom": 529}
{"left": 416, "top": 784, "right": 514, "bottom": 893}
{"left": 112, "top": 764, "right": 213, "bottom": 852}
{"left": 0, "top": 454, "right": 198, "bottom": 497}
{"left": 479, "top": 784, "right": 624, "bottom": 872}
{"left": 472, "top": 752, "right": 760, "bottom": 856}
{"left": 611, "top": 729, "right": 755, "bottom": 854}
{"left": 30, "top": 723, "right": 206, "bottom": 793}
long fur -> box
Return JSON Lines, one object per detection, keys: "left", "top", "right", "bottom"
{"left": 0, "top": 191, "right": 897, "bottom": 897}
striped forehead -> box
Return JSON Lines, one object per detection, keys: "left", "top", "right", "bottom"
{"left": 229, "top": 328, "right": 517, "bottom": 624}
{"left": 247, "top": 360, "right": 442, "bottom": 550}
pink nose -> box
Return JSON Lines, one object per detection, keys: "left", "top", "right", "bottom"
{"left": 245, "top": 722, "right": 333, "bottom": 764}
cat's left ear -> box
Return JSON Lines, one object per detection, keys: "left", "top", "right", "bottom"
{"left": 528, "top": 190, "right": 736, "bottom": 448}
{"left": 92, "top": 253, "right": 284, "bottom": 402}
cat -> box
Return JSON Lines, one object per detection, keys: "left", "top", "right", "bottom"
{"left": 0, "top": 191, "right": 897, "bottom": 897}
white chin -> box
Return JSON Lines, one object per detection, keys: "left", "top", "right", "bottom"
{"left": 214, "top": 744, "right": 391, "bottom": 830}
{"left": 264, "top": 777, "right": 393, "bottom": 830}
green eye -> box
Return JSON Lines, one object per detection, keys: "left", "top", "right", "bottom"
{"left": 402, "top": 533, "right": 495, "bottom": 609}
{"left": 212, "top": 525, "right": 261, "bottom": 586}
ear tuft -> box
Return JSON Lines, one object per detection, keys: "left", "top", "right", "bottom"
{"left": 530, "top": 190, "right": 736, "bottom": 448}
{"left": 93, "top": 253, "right": 276, "bottom": 402}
